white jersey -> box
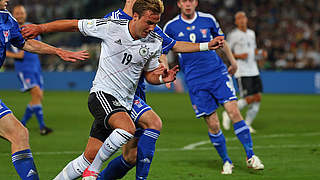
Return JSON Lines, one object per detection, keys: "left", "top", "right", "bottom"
{"left": 78, "top": 18, "right": 162, "bottom": 110}
{"left": 227, "top": 28, "right": 259, "bottom": 78}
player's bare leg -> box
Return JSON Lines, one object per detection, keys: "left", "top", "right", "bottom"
{"left": 21, "top": 85, "right": 53, "bottom": 135}
{"left": 0, "top": 114, "right": 30, "bottom": 153}
{"left": 0, "top": 113, "right": 39, "bottom": 179}
{"left": 97, "top": 109, "right": 162, "bottom": 179}
{"left": 244, "top": 93, "right": 262, "bottom": 133}
{"left": 83, "top": 112, "right": 135, "bottom": 179}
{"left": 223, "top": 100, "right": 264, "bottom": 170}
{"left": 204, "top": 112, "right": 233, "bottom": 174}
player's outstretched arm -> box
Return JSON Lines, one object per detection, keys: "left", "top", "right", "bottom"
{"left": 22, "top": 39, "right": 89, "bottom": 62}
{"left": 171, "top": 36, "right": 224, "bottom": 53}
{"left": 6, "top": 51, "right": 24, "bottom": 59}
{"left": 145, "top": 65, "right": 179, "bottom": 85}
{"left": 21, "top": 20, "right": 79, "bottom": 39}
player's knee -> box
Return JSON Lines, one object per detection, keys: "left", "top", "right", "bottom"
{"left": 254, "top": 93, "right": 262, "bottom": 102}
{"left": 245, "top": 96, "right": 255, "bottom": 104}
{"left": 139, "top": 111, "right": 162, "bottom": 131}
{"left": 11, "top": 125, "right": 29, "bottom": 147}
{"left": 227, "top": 108, "right": 242, "bottom": 122}
{"left": 147, "top": 116, "right": 162, "bottom": 131}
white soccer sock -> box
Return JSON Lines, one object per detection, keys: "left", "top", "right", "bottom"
{"left": 88, "top": 128, "right": 134, "bottom": 172}
{"left": 245, "top": 102, "right": 260, "bottom": 125}
{"left": 238, "top": 98, "right": 248, "bottom": 110}
{"left": 53, "top": 153, "right": 90, "bottom": 180}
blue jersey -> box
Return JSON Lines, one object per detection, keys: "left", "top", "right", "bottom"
{"left": 164, "top": 12, "right": 228, "bottom": 87}
{"left": 13, "top": 34, "right": 41, "bottom": 73}
{"left": 104, "top": 9, "right": 176, "bottom": 101}
{"left": 0, "top": 10, "right": 25, "bottom": 68}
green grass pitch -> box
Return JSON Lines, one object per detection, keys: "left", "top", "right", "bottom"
{"left": 0, "top": 91, "right": 320, "bottom": 179}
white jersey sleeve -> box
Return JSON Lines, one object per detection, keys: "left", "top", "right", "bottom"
{"left": 78, "top": 19, "right": 110, "bottom": 39}
{"left": 143, "top": 49, "right": 161, "bottom": 72}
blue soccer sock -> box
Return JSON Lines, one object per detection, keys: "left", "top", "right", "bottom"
{"left": 32, "top": 104, "right": 46, "bottom": 129}
{"left": 21, "top": 105, "right": 33, "bottom": 126}
{"left": 233, "top": 120, "right": 254, "bottom": 159}
{"left": 12, "top": 149, "right": 39, "bottom": 180}
{"left": 208, "top": 130, "right": 232, "bottom": 164}
{"left": 97, "top": 155, "right": 134, "bottom": 180}
{"left": 136, "top": 129, "right": 160, "bottom": 180}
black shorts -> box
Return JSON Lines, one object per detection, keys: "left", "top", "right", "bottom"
{"left": 236, "top": 76, "right": 263, "bottom": 97}
{"left": 88, "top": 91, "right": 129, "bottom": 142}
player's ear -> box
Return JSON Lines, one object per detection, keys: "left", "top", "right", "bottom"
{"left": 177, "top": 0, "right": 181, "bottom": 8}
{"left": 132, "top": 12, "right": 139, "bottom": 21}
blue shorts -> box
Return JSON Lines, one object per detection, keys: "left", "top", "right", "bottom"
{"left": 17, "top": 71, "right": 44, "bottom": 92}
{"left": 188, "top": 74, "right": 237, "bottom": 118}
{"left": 0, "top": 99, "right": 12, "bottom": 119}
{"left": 130, "top": 95, "right": 152, "bottom": 137}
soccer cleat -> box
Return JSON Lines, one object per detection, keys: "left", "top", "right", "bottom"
{"left": 247, "top": 155, "right": 264, "bottom": 170}
{"left": 222, "top": 111, "right": 231, "bottom": 130}
{"left": 82, "top": 167, "right": 99, "bottom": 180}
{"left": 248, "top": 125, "right": 256, "bottom": 134}
{"left": 221, "top": 161, "right": 233, "bottom": 174}
{"left": 40, "top": 127, "right": 53, "bottom": 135}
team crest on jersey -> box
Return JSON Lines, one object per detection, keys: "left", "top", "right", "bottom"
{"left": 114, "top": 39, "right": 122, "bottom": 45}
{"left": 218, "top": 29, "right": 224, "bottom": 35}
{"left": 186, "top": 26, "right": 195, "bottom": 31}
{"left": 200, "top": 29, "right": 208, "bottom": 38}
{"left": 3, "top": 30, "right": 10, "bottom": 43}
{"left": 139, "top": 45, "right": 149, "bottom": 58}
{"left": 134, "top": 99, "right": 143, "bottom": 108}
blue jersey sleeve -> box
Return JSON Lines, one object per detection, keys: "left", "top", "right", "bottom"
{"left": 104, "top": 9, "right": 133, "bottom": 20}
{"left": 207, "top": 15, "right": 224, "bottom": 38}
{"left": 10, "top": 18, "right": 25, "bottom": 49}
{"left": 154, "top": 26, "right": 176, "bottom": 54}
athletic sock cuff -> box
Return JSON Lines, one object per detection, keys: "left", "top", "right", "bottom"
{"left": 143, "top": 129, "right": 160, "bottom": 140}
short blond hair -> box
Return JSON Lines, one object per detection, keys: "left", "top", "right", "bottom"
{"left": 133, "top": 0, "right": 164, "bottom": 16}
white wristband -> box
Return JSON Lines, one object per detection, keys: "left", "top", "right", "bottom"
{"left": 199, "top": 42, "right": 209, "bottom": 51}
{"left": 159, "top": 75, "right": 164, "bottom": 84}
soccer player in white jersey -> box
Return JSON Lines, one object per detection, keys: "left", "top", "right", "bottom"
{"left": 21, "top": 0, "right": 182, "bottom": 179}
{"left": 164, "top": 0, "right": 264, "bottom": 175}
{"left": 222, "top": 11, "right": 268, "bottom": 133}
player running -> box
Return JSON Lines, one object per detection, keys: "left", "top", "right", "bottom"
{"left": 164, "top": 0, "right": 264, "bottom": 174}
{"left": 6, "top": 5, "right": 53, "bottom": 135}
{"left": 0, "top": 0, "right": 88, "bottom": 179}
{"left": 222, "top": 11, "right": 268, "bottom": 133}
{"left": 21, "top": 0, "right": 224, "bottom": 179}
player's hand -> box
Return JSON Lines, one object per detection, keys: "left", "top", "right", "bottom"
{"left": 162, "top": 65, "right": 179, "bottom": 83}
{"left": 165, "top": 82, "right": 172, "bottom": 89}
{"left": 238, "top": 53, "right": 248, "bottom": 60}
{"left": 56, "top": 49, "right": 90, "bottom": 62}
{"left": 228, "top": 63, "right": 237, "bottom": 75}
{"left": 208, "top": 36, "right": 224, "bottom": 50}
{"left": 153, "top": 63, "right": 167, "bottom": 75}
{"left": 21, "top": 24, "right": 43, "bottom": 39}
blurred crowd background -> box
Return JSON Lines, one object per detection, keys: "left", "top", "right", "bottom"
{"left": 3, "top": 0, "right": 320, "bottom": 71}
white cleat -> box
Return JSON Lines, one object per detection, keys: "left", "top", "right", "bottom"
{"left": 221, "top": 161, "right": 233, "bottom": 174}
{"left": 247, "top": 155, "right": 264, "bottom": 170}
{"left": 222, "top": 111, "right": 231, "bottom": 130}
{"left": 248, "top": 125, "right": 256, "bottom": 134}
